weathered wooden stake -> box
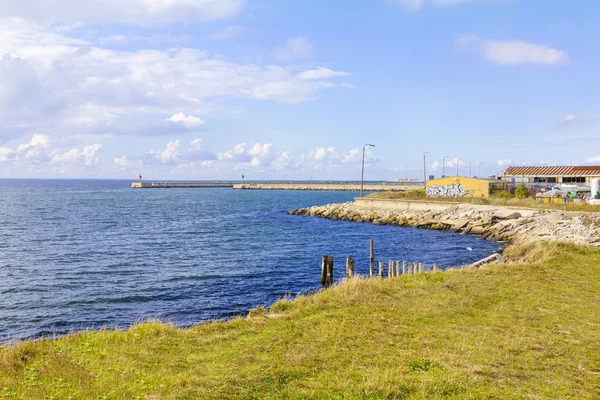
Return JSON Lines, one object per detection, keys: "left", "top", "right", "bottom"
{"left": 394, "top": 261, "right": 400, "bottom": 276}
{"left": 326, "top": 255, "right": 334, "bottom": 287}
{"left": 346, "top": 256, "right": 355, "bottom": 279}
{"left": 321, "top": 255, "right": 328, "bottom": 287}
{"left": 369, "top": 239, "right": 375, "bottom": 278}
{"left": 388, "top": 260, "right": 394, "bottom": 278}
{"left": 419, "top": 262, "right": 424, "bottom": 273}
{"left": 412, "top": 262, "right": 417, "bottom": 274}
{"left": 379, "top": 260, "right": 384, "bottom": 278}
{"left": 433, "top": 263, "right": 439, "bottom": 272}
{"left": 402, "top": 261, "right": 407, "bottom": 275}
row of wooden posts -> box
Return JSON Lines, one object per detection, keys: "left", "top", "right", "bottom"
{"left": 321, "top": 239, "right": 440, "bottom": 288}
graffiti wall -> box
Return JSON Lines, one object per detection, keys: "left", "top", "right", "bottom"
{"left": 426, "top": 184, "right": 468, "bottom": 197}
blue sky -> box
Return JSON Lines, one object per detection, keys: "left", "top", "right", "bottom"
{"left": 0, "top": 0, "right": 598, "bottom": 180}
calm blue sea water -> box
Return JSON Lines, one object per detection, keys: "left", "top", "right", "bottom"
{"left": 0, "top": 180, "right": 500, "bottom": 341}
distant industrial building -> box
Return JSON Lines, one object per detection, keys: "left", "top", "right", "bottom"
{"left": 500, "top": 166, "right": 600, "bottom": 184}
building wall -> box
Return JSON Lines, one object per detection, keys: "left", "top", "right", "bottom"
{"left": 426, "top": 177, "right": 489, "bottom": 198}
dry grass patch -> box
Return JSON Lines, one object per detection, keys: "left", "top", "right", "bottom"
{"left": 366, "top": 191, "right": 600, "bottom": 212}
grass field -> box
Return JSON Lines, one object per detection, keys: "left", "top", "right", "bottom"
{"left": 367, "top": 190, "right": 600, "bottom": 213}
{"left": 1, "top": 242, "right": 599, "bottom": 399}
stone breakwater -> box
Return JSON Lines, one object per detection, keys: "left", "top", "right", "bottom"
{"left": 288, "top": 200, "right": 600, "bottom": 246}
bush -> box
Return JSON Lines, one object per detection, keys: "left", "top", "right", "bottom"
{"left": 491, "top": 191, "right": 513, "bottom": 199}
{"left": 515, "top": 183, "right": 528, "bottom": 199}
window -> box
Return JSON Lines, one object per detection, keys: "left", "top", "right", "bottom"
{"left": 562, "top": 177, "right": 586, "bottom": 183}
{"left": 533, "top": 177, "right": 557, "bottom": 183}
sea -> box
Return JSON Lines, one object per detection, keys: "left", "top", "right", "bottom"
{"left": 0, "top": 180, "right": 501, "bottom": 342}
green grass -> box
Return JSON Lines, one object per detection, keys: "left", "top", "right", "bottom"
{"left": 366, "top": 191, "right": 600, "bottom": 212}
{"left": 1, "top": 242, "right": 600, "bottom": 399}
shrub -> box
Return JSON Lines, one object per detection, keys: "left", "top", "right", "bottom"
{"left": 491, "top": 191, "right": 513, "bottom": 199}
{"left": 515, "top": 183, "right": 528, "bottom": 199}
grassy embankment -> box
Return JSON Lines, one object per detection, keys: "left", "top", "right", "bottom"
{"left": 367, "top": 190, "right": 600, "bottom": 213}
{"left": 1, "top": 242, "right": 600, "bottom": 399}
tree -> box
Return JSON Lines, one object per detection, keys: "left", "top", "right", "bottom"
{"left": 515, "top": 183, "right": 528, "bottom": 199}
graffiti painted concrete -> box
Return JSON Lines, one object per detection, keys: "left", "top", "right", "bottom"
{"left": 426, "top": 184, "right": 468, "bottom": 198}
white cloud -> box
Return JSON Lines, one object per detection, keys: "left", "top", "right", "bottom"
{"left": 52, "top": 143, "right": 102, "bottom": 166}
{"left": 556, "top": 114, "right": 588, "bottom": 130}
{"left": 0, "top": 19, "right": 351, "bottom": 142}
{"left": 587, "top": 155, "right": 600, "bottom": 163}
{"left": 430, "top": 160, "right": 440, "bottom": 171}
{"left": 497, "top": 159, "right": 512, "bottom": 166}
{"left": 217, "top": 142, "right": 273, "bottom": 167}
{"left": 151, "top": 140, "right": 182, "bottom": 164}
{"left": 446, "top": 157, "right": 464, "bottom": 167}
{"left": 0, "top": 0, "right": 245, "bottom": 26}
{"left": 207, "top": 25, "right": 246, "bottom": 40}
{"left": 393, "top": 0, "right": 474, "bottom": 12}
{"left": 99, "top": 33, "right": 192, "bottom": 46}
{"left": 113, "top": 155, "right": 142, "bottom": 169}
{"left": 0, "top": 134, "right": 103, "bottom": 170}
{"left": 271, "top": 151, "right": 296, "bottom": 171}
{"left": 456, "top": 35, "right": 570, "bottom": 66}
{"left": 297, "top": 67, "right": 349, "bottom": 80}
{"left": 0, "top": 134, "right": 52, "bottom": 162}
{"left": 166, "top": 113, "right": 205, "bottom": 129}
{"left": 273, "top": 36, "right": 313, "bottom": 62}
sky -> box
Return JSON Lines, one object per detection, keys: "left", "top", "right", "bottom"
{"left": 0, "top": 0, "right": 599, "bottom": 180}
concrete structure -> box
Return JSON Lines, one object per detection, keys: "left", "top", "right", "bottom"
{"left": 233, "top": 183, "right": 421, "bottom": 191}
{"left": 132, "top": 182, "right": 233, "bottom": 188}
{"left": 425, "top": 176, "right": 489, "bottom": 198}
{"left": 500, "top": 166, "right": 600, "bottom": 184}
{"left": 132, "top": 181, "right": 423, "bottom": 191}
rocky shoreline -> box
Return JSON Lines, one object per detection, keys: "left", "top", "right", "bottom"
{"left": 288, "top": 200, "right": 600, "bottom": 246}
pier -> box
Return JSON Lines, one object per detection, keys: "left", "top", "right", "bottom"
{"left": 132, "top": 181, "right": 422, "bottom": 191}
{"left": 131, "top": 182, "right": 234, "bottom": 188}
{"left": 232, "top": 183, "right": 420, "bottom": 191}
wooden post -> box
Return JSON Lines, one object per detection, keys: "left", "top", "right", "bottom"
{"left": 388, "top": 260, "right": 393, "bottom": 278}
{"left": 402, "top": 261, "right": 407, "bottom": 275}
{"left": 370, "top": 239, "right": 375, "bottom": 278}
{"left": 379, "top": 260, "right": 384, "bottom": 278}
{"left": 419, "top": 262, "right": 424, "bottom": 273}
{"left": 433, "top": 263, "right": 439, "bottom": 272}
{"left": 321, "top": 255, "right": 328, "bottom": 287}
{"left": 412, "top": 262, "right": 417, "bottom": 274}
{"left": 346, "top": 256, "right": 354, "bottom": 279}
{"left": 326, "top": 256, "right": 334, "bottom": 287}
{"left": 394, "top": 261, "right": 399, "bottom": 276}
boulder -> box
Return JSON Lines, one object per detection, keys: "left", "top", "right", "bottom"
{"left": 506, "top": 212, "right": 522, "bottom": 220}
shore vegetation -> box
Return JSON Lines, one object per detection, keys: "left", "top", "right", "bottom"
{"left": 367, "top": 190, "right": 600, "bottom": 212}
{"left": 1, "top": 242, "right": 599, "bottom": 399}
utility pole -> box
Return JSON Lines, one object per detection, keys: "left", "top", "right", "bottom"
{"left": 456, "top": 158, "right": 462, "bottom": 177}
{"left": 360, "top": 144, "right": 376, "bottom": 197}
{"left": 442, "top": 156, "right": 449, "bottom": 177}
{"left": 423, "top": 151, "right": 430, "bottom": 185}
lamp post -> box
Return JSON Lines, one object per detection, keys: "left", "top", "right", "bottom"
{"left": 469, "top": 161, "right": 475, "bottom": 178}
{"left": 456, "top": 158, "right": 462, "bottom": 177}
{"left": 423, "top": 151, "right": 430, "bottom": 185}
{"left": 360, "top": 143, "right": 376, "bottom": 197}
{"left": 442, "top": 156, "right": 449, "bottom": 177}
{"left": 478, "top": 162, "right": 483, "bottom": 178}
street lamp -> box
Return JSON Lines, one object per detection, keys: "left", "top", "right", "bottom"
{"left": 442, "top": 155, "right": 449, "bottom": 177}
{"left": 456, "top": 158, "right": 462, "bottom": 177}
{"left": 478, "top": 162, "right": 483, "bottom": 178}
{"left": 423, "top": 151, "right": 430, "bottom": 185}
{"left": 360, "top": 143, "right": 376, "bottom": 197}
{"left": 469, "top": 161, "right": 475, "bottom": 178}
